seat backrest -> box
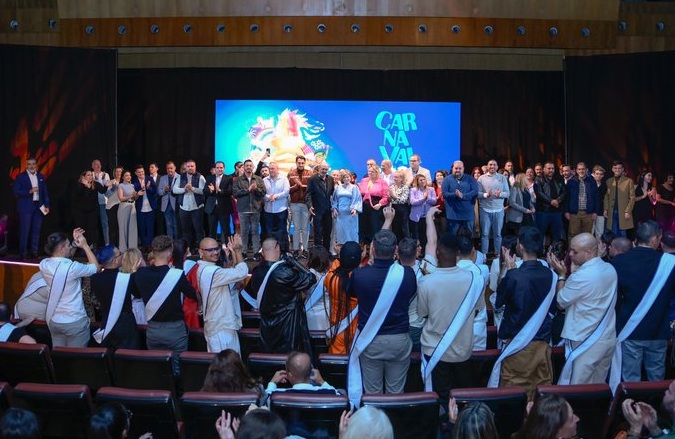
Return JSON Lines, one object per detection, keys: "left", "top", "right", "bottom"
{"left": 550, "top": 345, "right": 566, "bottom": 383}
{"left": 451, "top": 386, "right": 527, "bottom": 439}
{"left": 238, "top": 328, "right": 262, "bottom": 362}
{"left": 605, "top": 380, "right": 672, "bottom": 439}
{"left": 309, "top": 330, "right": 329, "bottom": 362}
{"left": 23, "top": 320, "right": 52, "bottom": 348}
{"left": 188, "top": 327, "right": 208, "bottom": 352}
{"left": 0, "top": 342, "right": 54, "bottom": 385}
{"left": 405, "top": 351, "right": 424, "bottom": 393}
{"left": 486, "top": 325, "right": 498, "bottom": 349}
{"left": 113, "top": 349, "right": 177, "bottom": 395}
{"left": 12, "top": 382, "right": 93, "bottom": 438}
{"left": 51, "top": 346, "right": 114, "bottom": 392}
{"left": 241, "top": 311, "right": 261, "bottom": 329}
{"left": 247, "top": 353, "right": 287, "bottom": 385}
{"left": 0, "top": 381, "right": 11, "bottom": 416}
{"left": 179, "top": 351, "right": 216, "bottom": 392}
{"left": 96, "top": 386, "right": 183, "bottom": 439}
{"left": 536, "top": 383, "right": 611, "bottom": 439}
{"left": 270, "top": 392, "right": 349, "bottom": 439}
{"left": 361, "top": 392, "right": 440, "bottom": 439}
{"left": 468, "top": 349, "right": 501, "bottom": 387}
{"left": 318, "top": 354, "right": 348, "bottom": 391}
{"left": 180, "top": 392, "right": 259, "bottom": 439}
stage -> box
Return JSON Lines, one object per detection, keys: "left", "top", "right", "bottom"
{"left": 0, "top": 257, "right": 40, "bottom": 305}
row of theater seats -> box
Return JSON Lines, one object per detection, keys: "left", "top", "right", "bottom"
{"left": 0, "top": 378, "right": 671, "bottom": 439}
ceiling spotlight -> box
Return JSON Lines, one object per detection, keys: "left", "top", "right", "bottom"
{"left": 351, "top": 24, "right": 360, "bottom": 33}
{"left": 581, "top": 27, "right": 590, "bottom": 37}
{"left": 418, "top": 24, "right": 427, "bottom": 33}
{"left": 150, "top": 24, "right": 160, "bottom": 34}
{"left": 517, "top": 25, "right": 526, "bottom": 36}
{"left": 48, "top": 19, "right": 57, "bottom": 30}
{"left": 451, "top": 25, "right": 461, "bottom": 34}
{"left": 618, "top": 21, "right": 628, "bottom": 32}
{"left": 549, "top": 27, "right": 558, "bottom": 36}
{"left": 9, "top": 19, "right": 18, "bottom": 30}
{"left": 484, "top": 25, "right": 494, "bottom": 35}
{"left": 85, "top": 25, "right": 95, "bottom": 35}
{"left": 183, "top": 24, "right": 192, "bottom": 34}
{"left": 384, "top": 24, "right": 394, "bottom": 33}
{"left": 117, "top": 25, "right": 126, "bottom": 35}
{"left": 283, "top": 24, "right": 293, "bottom": 33}
{"left": 657, "top": 21, "right": 666, "bottom": 32}
{"left": 249, "top": 24, "right": 259, "bottom": 33}
{"left": 216, "top": 24, "right": 225, "bottom": 33}
{"left": 317, "top": 23, "right": 326, "bottom": 33}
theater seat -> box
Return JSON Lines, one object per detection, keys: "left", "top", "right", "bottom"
{"left": 180, "top": 392, "right": 259, "bottom": 439}
{"left": 468, "top": 349, "right": 501, "bottom": 387}
{"left": 179, "top": 351, "right": 216, "bottom": 392}
{"left": 536, "top": 383, "right": 611, "bottom": 439}
{"left": 0, "top": 342, "right": 54, "bottom": 385}
{"left": 270, "top": 392, "right": 349, "bottom": 439}
{"left": 551, "top": 345, "right": 566, "bottom": 383}
{"left": 12, "top": 383, "right": 93, "bottom": 438}
{"left": 318, "top": 354, "right": 348, "bottom": 390}
{"left": 96, "top": 387, "right": 184, "bottom": 439}
{"left": 486, "top": 325, "right": 498, "bottom": 349}
{"left": 604, "top": 380, "right": 672, "bottom": 439}
{"left": 188, "top": 327, "right": 208, "bottom": 352}
{"left": 310, "top": 330, "right": 329, "bottom": 361}
{"left": 238, "top": 328, "right": 262, "bottom": 362}
{"left": 51, "top": 346, "right": 114, "bottom": 393}
{"left": 450, "top": 386, "right": 527, "bottom": 439}
{"left": 241, "top": 310, "right": 261, "bottom": 328}
{"left": 361, "top": 392, "right": 440, "bottom": 439}
{"left": 0, "top": 382, "right": 11, "bottom": 416}
{"left": 248, "top": 352, "right": 287, "bottom": 385}
{"left": 112, "top": 349, "right": 178, "bottom": 396}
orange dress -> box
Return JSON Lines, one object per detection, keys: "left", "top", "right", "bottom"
{"left": 325, "top": 259, "right": 359, "bottom": 354}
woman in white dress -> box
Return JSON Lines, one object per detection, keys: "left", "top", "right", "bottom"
{"left": 304, "top": 245, "right": 332, "bottom": 331}
{"left": 116, "top": 170, "right": 138, "bottom": 252}
{"left": 331, "top": 169, "right": 362, "bottom": 245}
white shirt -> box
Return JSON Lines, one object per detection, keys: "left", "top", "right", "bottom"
{"left": 199, "top": 260, "right": 249, "bottom": 334}
{"left": 94, "top": 172, "right": 110, "bottom": 205}
{"left": 263, "top": 175, "right": 290, "bottom": 213}
{"left": 28, "top": 172, "right": 39, "bottom": 201}
{"left": 557, "top": 257, "right": 617, "bottom": 342}
{"left": 173, "top": 174, "right": 206, "bottom": 211}
{"left": 39, "top": 257, "right": 98, "bottom": 323}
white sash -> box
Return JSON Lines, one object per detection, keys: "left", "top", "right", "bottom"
{"left": 230, "top": 283, "right": 243, "bottom": 329}
{"left": 488, "top": 271, "right": 557, "bottom": 387}
{"left": 93, "top": 273, "right": 131, "bottom": 344}
{"left": 183, "top": 259, "right": 197, "bottom": 275}
{"left": 0, "top": 323, "right": 17, "bottom": 342}
{"left": 422, "top": 271, "right": 483, "bottom": 391}
{"left": 14, "top": 276, "right": 47, "bottom": 319}
{"left": 45, "top": 261, "right": 74, "bottom": 324}
{"left": 240, "top": 289, "right": 258, "bottom": 309}
{"left": 558, "top": 291, "right": 616, "bottom": 385}
{"left": 198, "top": 264, "right": 219, "bottom": 316}
{"left": 347, "top": 263, "right": 405, "bottom": 407}
{"left": 305, "top": 273, "right": 327, "bottom": 312}
{"left": 326, "top": 306, "right": 359, "bottom": 339}
{"left": 145, "top": 268, "right": 183, "bottom": 321}
{"left": 609, "top": 253, "right": 675, "bottom": 391}
{"left": 255, "top": 261, "right": 284, "bottom": 309}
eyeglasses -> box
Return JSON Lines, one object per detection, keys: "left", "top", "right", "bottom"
{"left": 200, "top": 247, "right": 220, "bottom": 252}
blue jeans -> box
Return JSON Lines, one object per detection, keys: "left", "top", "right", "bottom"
{"left": 612, "top": 209, "right": 627, "bottom": 238}
{"left": 164, "top": 204, "right": 177, "bottom": 238}
{"left": 446, "top": 219, "right": 473, "bottom": 237}
{"left": 621, "top": 339, "right": 667, "bottom": 382}
{"left": 99, "top": 204, "right": 109, "bottom": 245}
{"left": 239, "top": 211, "right": 261, "bottom": 254}
{"left": 264, "top": 210, "right": 289, "bottom": 252}
{"left": 479, "top": 210, "right": 504, "bottom": 254}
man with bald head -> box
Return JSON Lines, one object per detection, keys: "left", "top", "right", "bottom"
{"left": 265, "top": 351, "right": 338, "bottom": 399}
{"left": 197, "top": 234, "right": 248, "bottom": 353}
{"left": 442, "top": 160, "right": 479, "bottom": 236}
{"left": 548, "top": 232, "right": 617, "bottom": 384}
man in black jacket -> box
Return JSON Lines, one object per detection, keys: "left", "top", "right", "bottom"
{"left": 204, "top": 161, "right": 233, "bottom": 242}
{"left": 534, "top": 162, "right": 567, "bottom": 251}
{"left": 305, "top": 163, "right": 334, "bottom": 251}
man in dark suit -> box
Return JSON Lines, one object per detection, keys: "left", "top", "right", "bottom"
{"left": 157, "top": 161, "right": 179, "bottom": 239}
{"left": 13, "top": 157, "right": 50, "bottom": 259}
{"left": 149, "top": 162, "right": 165, "bottom": 236}
{"left": 204, "top": 161, "right": 233, "bottom": 242}
{"left": 132, "top": 164, "right": 158, "bottom": 249}
{"left": 305, "top": 163, "right": 334, "bottom": 251}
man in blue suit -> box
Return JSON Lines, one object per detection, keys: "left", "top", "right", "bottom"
{"left": 132, "top": 164, "right": 157, "bottom": 249}
{"left": 13, "top": 158, "right": 50, "bottom": 259}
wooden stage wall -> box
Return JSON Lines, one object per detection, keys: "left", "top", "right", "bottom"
{"left": 0, "top": 260, "right": 39, "bottom": 306}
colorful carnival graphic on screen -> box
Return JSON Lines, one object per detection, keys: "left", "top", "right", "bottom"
{"left": 215, "top": 100, "right": 460, "bottom": 175}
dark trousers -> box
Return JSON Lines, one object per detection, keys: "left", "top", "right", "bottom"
{"left": 536, "top": 211, "right": 564, "bottom": 250}
{"left": 425, "top": 356, "right": 473, "bottom": 412}
{"left": 107, "top": 205, "right": 119, "bottom": 250}
{"left": 265, "top": 210, "right": 289, "bottom": 252}
{"left": 208, "top": 205, "right": 232, "bottom": 242}
{"left": 362, "top": 203, "right": 385, "bottom": 244}
{"left": 154, "top": 203, "right": 165, "bottom": 236}
{"left": 19, "top": 204, "right": 43, "bottom": 256}
{"left": 410, "top": 218, "right": 428, "bottom": 252}
{"left": 391, "top": 204, "right": 411, "bottom": 242}
{"left": 137, "top": 210, "right": 155, "bottom": 248}
{"left": 179, "top": 207, "right": 205, "bottom": 249}
{"left": 313, "top": 211, "right": 333, "bottom": 251}
{"left": 75, "top": 209, "right": 100, "bottom": 248}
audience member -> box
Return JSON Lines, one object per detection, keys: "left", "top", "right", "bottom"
{"left": 326, "top": 241, "right": 362, "bottom": 354}
{"left": 215, "top": 409, "right": 286, "bottom": 439}
{"left": 304, "top": 245, "right": 332, "bottom": 331}
{"left": 0, "top": 408, "right": 40, "bottom": 439}
{"left": 120, "top": 248, "right": 146, "bottom": 324}
{"left": 604, "top": 160, "right": 636, "bottom": 238}
{"left": 512, "top": 394, "right": 579, "bottom": 439}
{"left": 446, "top": 398, "right": 498, "bottom": 439}
{"left": 202, "top": 349, "right": 263, "bottom": 397}
{"left": 0, "top": 302, "right": 35, "bottom": 344}
{"left": 622, "top": 378, "right": 675, "bottom": 438}
{"left": 13, "top": 272, "right": 48, "bottom": 321}
{"left": 397, "top": 238, "right": 425, "bottom": 353}
{"left": 264, "top": 351, "right": 339, "bottom": 399}
{"left": 89, "top": 402, "right": 152, "bottom": 439}
{"left": 340, "top": 406, "right": 394, "bottom": 439}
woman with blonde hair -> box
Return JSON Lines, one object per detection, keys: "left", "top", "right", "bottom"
{"left": 332, "top": 169, "right": 362, "bottom": 245}
{"left": 358, "top": 166, "right": 389, "bottom": 244}
{"left": 505, "top": 173, "right": 535, "bottom": 235}
{"left": 388, "top": 169, "right": 410, "bottom": 241}
{"left": 120, "top": 248, "right": 146, "bottom": 324}
{"left": 339, "top": 406, "right": 393, "bottom": 439}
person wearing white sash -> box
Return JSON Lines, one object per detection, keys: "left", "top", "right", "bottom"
{"left": 548, "top": 233, "right": 617, "bottom": 385}
{"left": 197, "top": 235, "right": 248, "bottom": 353}
{"left": 39, "top": 228, "right": 99, "bottom": 347}
{"left": 130, "top": 235, "right": 200, "bottom": 354}
{"left": 14, "top": 272, "right": 48, "bottom": 321}
{"left": 397, "top": 238, "right": 426, "bottom": 354}
{"left": 418, "top": 234, "right": 479, "bottom": 410}
{"left": 249, "top": 238, "right": 317, "bottom": 354}
{"left": 494, "top": 226, "right": 555, "bottom": 399}
{"left": 0, "top": 302, "right": 36, "bottom": 344}
{"left": 611, "top": 220, "right": 675, "bottom": 384}
{"left": 455, "top": 236, "right": 489, "bottom": 350}
{"left": 325, "top": 242, "right": 362, "bottom": 355}
{"left": 347, "top": 230, "right": 416, "bottom": 399}
{"left": 89, "top": 245, "right": 140, "bottom": 350}
{"left": 304, "top": 245, "right": 331, "bottom": 331}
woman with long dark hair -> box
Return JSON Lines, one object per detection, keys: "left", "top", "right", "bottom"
{"left": 633, "top": 170, "right": 656, "bottom": 225}
{"left": 74, "top": 169, "right": 106, "bottom": 249}
{"left": 656, "top": 172, "right": 675, "bottom": 232}
{"left": 89, "top": 402, "right": 151, "bottom": 439}
{"left": 305, "top": 245, "right": 332, "bottom": 331}
{"left": 433, "top": 169, "right": 448, "bottom": 236}
{"left": 512, "top": 394, "right": 579, "bottom": 439}
{"left": 409, "top": 174, "right": 437, "bottom": 252}
{"left": 201, "top": 349, "right": 262, "bottom": 396}
{"left": 326, "top": 241, "right": 363, "bottom": 354}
